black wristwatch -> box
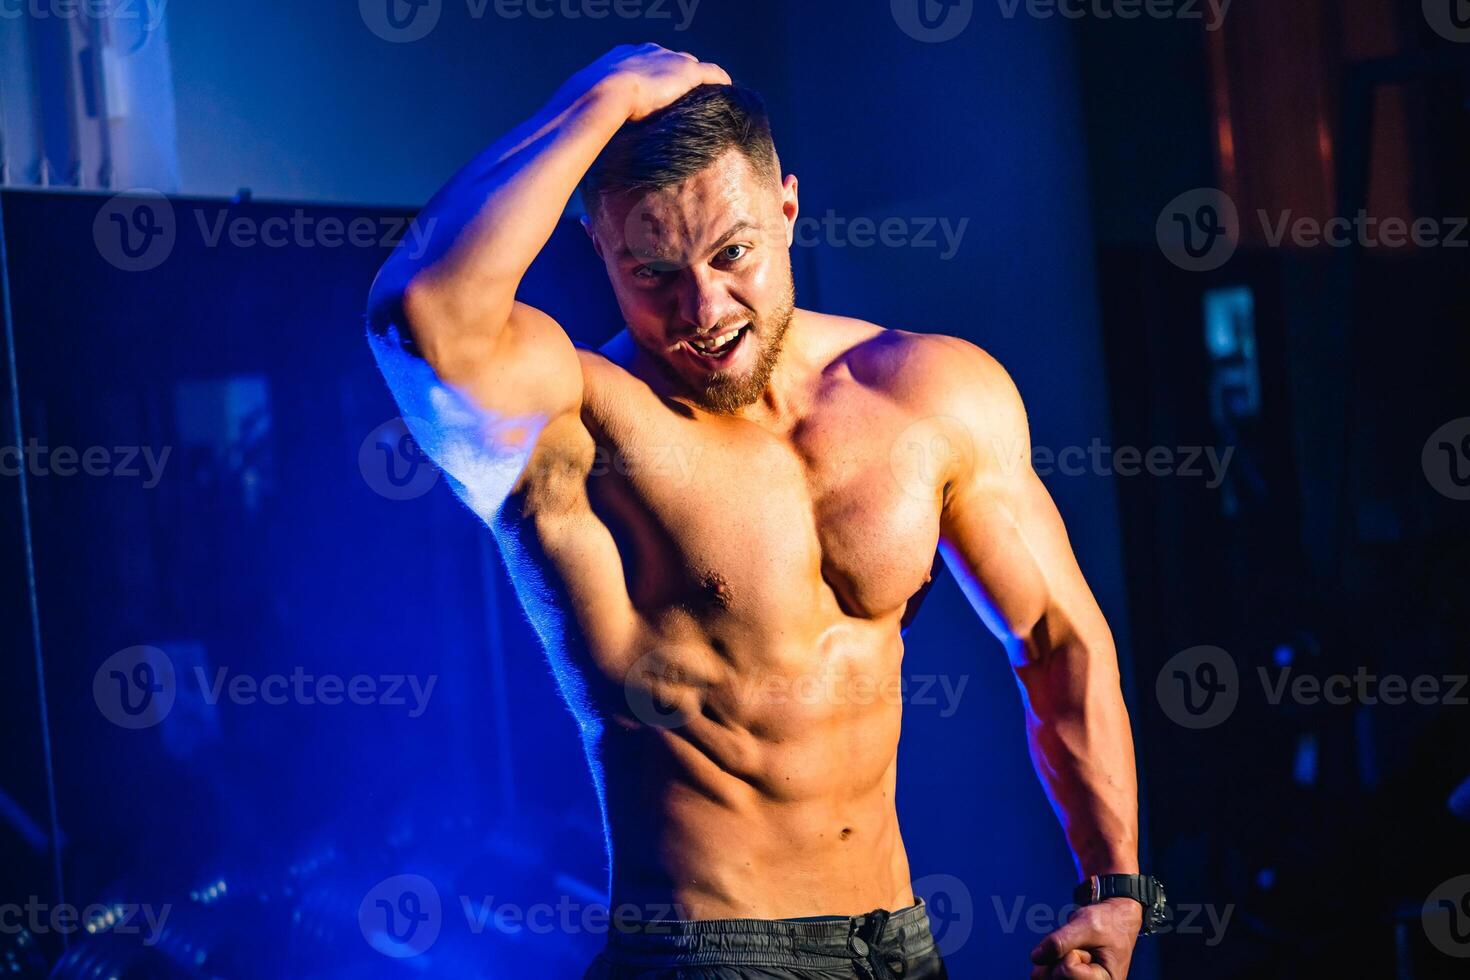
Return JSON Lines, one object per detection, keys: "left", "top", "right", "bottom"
{"left": 1073, "top": 874, "right": 1169, "bottom": 935}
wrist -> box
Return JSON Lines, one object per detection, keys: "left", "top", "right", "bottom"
{"left": 1078, "top": 844, "right": 1139, "bottom": 879}
{"left": 1074, "top": 873, "right": 1169, "bottom": 936}
{"left": 580, "top": 70, "right": 639, "bottom": 121}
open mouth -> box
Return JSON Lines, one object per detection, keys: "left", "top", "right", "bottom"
{"left": 674, "top": 324, "right": 750, "bottom": 366}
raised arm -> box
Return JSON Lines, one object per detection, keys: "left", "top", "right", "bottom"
{"left": 926, "top": 339, "right": 1142, "bottom": 979}
{"left": 364, "top": 45, "right": 729, "bottom": 514}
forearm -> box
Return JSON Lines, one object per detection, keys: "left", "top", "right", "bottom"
{"left": 1015, "top": 631, "right": 1139, "bottom": 879}
{"left": 370, "top": 69, "right": 634, "bottom": 332}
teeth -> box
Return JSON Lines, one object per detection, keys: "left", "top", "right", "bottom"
{"left": 690, "top": 327, "right": 742, "bottom": 354}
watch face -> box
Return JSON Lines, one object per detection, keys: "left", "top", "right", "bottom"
{"left": 1147, "top": 880, "right": 1171, "bottom": 933}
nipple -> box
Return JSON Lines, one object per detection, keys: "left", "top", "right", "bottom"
{"left": 700, "top": 571, "right": 733, "bottom": 610}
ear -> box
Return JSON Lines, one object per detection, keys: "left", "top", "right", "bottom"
{"left": 581, "top": 213, "right": 605, "bottom": 260}
{"left": 780, "top": 173, "right": 800, "bottom": 248}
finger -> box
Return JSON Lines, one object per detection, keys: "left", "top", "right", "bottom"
{"left": 1051, "top": 949, "right": 1110, "bottom": 980}
{"left": 1031, "top": 917, "right": 1106, "bottom": 965}
{"left": 700, "top": 63, "right": 732, "bottom": 86}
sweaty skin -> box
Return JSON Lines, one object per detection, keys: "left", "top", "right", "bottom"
{"left": 368, "top": 44, "right": 1144, "bottom": 977}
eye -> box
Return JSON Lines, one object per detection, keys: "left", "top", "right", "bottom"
{"left": 718, "top": 244, "right": 749, "bottom": 264}
{"left": 631, "top": 260, "right": 677, "bottom": 282}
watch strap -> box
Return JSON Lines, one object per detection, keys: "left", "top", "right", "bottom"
{"left": 1073, "top": 874, "right": 1168, "bottom": 935}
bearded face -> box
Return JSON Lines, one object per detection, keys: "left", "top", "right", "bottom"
{"left": 588, "top": 148, "right": 798, "bottom": 413}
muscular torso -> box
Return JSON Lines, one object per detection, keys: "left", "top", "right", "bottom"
{"left": 493, "top": 313, "right": 951, "bottom": 920}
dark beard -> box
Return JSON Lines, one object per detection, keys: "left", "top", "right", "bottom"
{"left": 646, "top": 287, "right": 796, "bottom": 414}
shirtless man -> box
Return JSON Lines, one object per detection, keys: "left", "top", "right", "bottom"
{"left": 367, "top": 44, "right": 1159, "bottom": 979}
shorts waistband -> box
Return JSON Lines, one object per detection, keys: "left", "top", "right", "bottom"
{"left": 601, "top": 900, "right": 936, "bottom": 969}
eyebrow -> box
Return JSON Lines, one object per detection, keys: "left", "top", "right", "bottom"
{"left": 618, "top": 219, "right": 762, "bottom": 262}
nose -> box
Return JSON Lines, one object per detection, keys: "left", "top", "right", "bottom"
{"left": 674, "top": 267, "right": 732, "bottom": 335}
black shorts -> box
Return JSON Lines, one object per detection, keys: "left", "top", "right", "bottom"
{"left": 584, "top": 900, "right": 948, "bottom": 979}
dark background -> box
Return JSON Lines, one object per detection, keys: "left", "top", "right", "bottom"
{"left": 1, "top": 1, "right": 1468, "bottom": 977}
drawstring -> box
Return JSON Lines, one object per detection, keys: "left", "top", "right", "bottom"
{"left": 849, "top": 908, "right": 907, "bottom": 979}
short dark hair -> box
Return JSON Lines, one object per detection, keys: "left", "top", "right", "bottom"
{"left": 581, "top": 83, "right": 777, "bottom": 216}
